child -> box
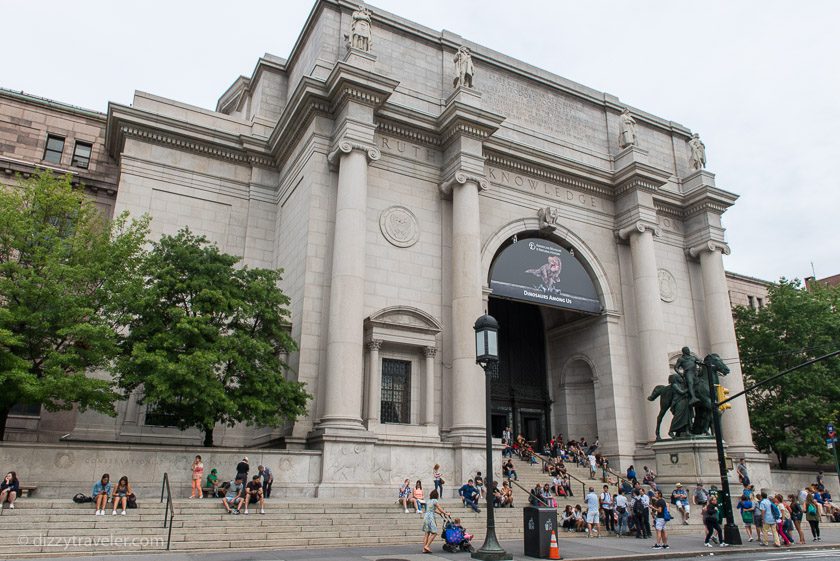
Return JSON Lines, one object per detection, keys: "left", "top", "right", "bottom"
{"left": 111, "top": 476, "right": 133, "bottom": 515}
{"left": 190, "top": 455, "right": 204, "bottom": 499}
{"left": 206, "top": 468, "right": 220, "bottom": 497}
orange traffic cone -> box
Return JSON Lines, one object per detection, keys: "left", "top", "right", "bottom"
{"left": 549, "top": 529, "right": 561, "bottom": 560}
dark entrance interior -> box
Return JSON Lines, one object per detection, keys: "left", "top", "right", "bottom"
{"left": 488, "top": 297, "right": 550, "bottom": 449}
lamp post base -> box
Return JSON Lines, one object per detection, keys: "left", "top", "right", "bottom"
{"left": 471, "top": 547, "right": 513, "bottom": 561}
{"left": 723, "top": 523, "right": 742, "bottom": 545}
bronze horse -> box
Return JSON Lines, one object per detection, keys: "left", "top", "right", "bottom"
{"left": 647, "top": 353, "right": 730, "bottom": 440}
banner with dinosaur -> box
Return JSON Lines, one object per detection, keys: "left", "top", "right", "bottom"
{"left": 489, "top": 238, "right": 601, "bottom": 313}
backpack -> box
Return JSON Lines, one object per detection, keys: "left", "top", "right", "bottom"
{"left": 633, "top": 498, "right": 645, "bottom": 515}
{"left": 126, "top": 493, "right": 138, "bottom": 509}
{"left": 73, "top": 493, "right": 93, "bottom": 504}
{"left": 770, "top": 502, "right": 781, "bottom": 520}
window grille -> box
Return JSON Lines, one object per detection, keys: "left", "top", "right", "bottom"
{"left": 381, "top": 358, "right": 411, "bottom": 424}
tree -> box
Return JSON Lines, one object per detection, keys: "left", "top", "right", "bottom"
{"left": 0, "top": 171, "right": 149, "bottom": 440}
{"left": 116, "top": 228, "right": 311, "bottom": 447}
{"left": 734, "top": 278, "right": 840, "bottom": 469}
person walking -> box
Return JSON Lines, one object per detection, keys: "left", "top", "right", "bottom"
{"left": 585, "top": 486, "right": 600, "bottom": 538}
{"left": 650, "top": 490, "right": 669, "bottom": 549}
{"left": 422, "top": 489, "right": 448, "bottom": 554}
{"left": 703, "top": 495, "right": 728, "bottom": 547}
{"left": 736, "top": 493, "right": 756, "bottom": 542}
{"left": 433, "top": 464, "right": 444, "bottom": 497}
{"left": 805, "top": 492, "right": 821, "bottom": 541}
{"left": 631, "top": 489, "right": 647, "bottom": 539}
{"left": 758, "top": 492, "right": 781, "bottom": 546}
{"left": 789, "top": 494, "right": 806, "bottom": 544}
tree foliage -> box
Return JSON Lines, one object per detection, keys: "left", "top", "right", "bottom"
{"left": 734, "top": 278, "right": 840, "bottom": 468}
{"left": 0, "top": 171, "right": 149, "bottom": 439}
{"left": 116, "top": 228, "right": 311, "bottom": 446}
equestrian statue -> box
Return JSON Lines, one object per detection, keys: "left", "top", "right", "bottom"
{"left": 647, "top": 348, "right": 730, "bottom": 440}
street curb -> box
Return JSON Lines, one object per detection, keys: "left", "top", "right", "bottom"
{"left": 557, "top": 543, "right": 839, "bottom": 561}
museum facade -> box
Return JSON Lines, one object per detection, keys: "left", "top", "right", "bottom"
{"left": 0, "top": 0, "right": 772, "bottom": 494}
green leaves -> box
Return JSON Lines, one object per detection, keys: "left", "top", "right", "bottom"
{"left": 116, "top": 228, "right": 310, "bottom": 446}
{"left": 0, "top": 170, "right": 149, "bottom": 436}
{"left": 734, "top": 278, "right": 840, "bottom": 468}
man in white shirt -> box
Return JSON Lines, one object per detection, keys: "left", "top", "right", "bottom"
{"left": 600, "top": 485, "right": 615, "bottom": 534}
{"left": 585, "top": 486, "right": 601, "bottom": 537}
{"left": 614, "top": 492, "right": 629, "bottom": 536}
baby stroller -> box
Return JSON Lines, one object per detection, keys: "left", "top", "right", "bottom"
{"left": 442, "top": 515, "right": 476, "bottom": 553}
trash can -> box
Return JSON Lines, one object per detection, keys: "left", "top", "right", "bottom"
{"left": 523, "top": 506, "right": 558, "bottom": 558}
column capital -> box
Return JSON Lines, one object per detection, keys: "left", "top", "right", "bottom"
{"left": 423, "top": 346, "right": 437, "bottom": 358}
{"left": 327, "top": 139, "right": 381, "bottom": 169}
{"left": 439, "top": 170, "right": 488, "bottom": 199}
{"left": 367, "top": 339, "right": 383, "bottom": 351}
{"left": 616, "top": 220, "right": 661, "bottom": 241}
{"left": 686, "top": 240, "right": 731, "bottom": 258}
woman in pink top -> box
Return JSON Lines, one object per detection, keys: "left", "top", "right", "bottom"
{"left": 413, "top": 480, "right": 426, "bottom": 513}
{"left": 190, "top": 455, "right": 204, "bottom": 498}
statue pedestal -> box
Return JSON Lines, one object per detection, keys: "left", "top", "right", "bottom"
{"left": 651, "top": 437, "right": 725, "bottom": 487}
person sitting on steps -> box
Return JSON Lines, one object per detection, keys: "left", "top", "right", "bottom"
{"left": 244, "top": 474, "right": 265, "bottom": 515}
{"left": 92, "top": 473, "right": 111, "bottom": 516}
{"left": 222, "top": 475, "right": 245, "bottom": 514}
{"left": 110, "top": 476, "right": 133, "bottom": 516}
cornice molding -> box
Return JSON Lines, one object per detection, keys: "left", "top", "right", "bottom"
{"left": 376, "top": 119, "right": 441, "bottom": 147}
{"left": 686, "top": 240, "right": 731, "bottom": 258}
{"left": 654, "top": 202, "right": 683, "bottom": 218}
{"left": 616, "top": 220, "right": 662, "bottom": 241}
{"left": 439, "top": 170, "right": 489, "bottom": 199}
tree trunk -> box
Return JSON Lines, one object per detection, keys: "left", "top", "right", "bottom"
{"left": 203, "top": 425, "right": 214, "bottom": 447}
{"left": 780, "top": 453, "right": 788, "bottom": 470}
{"left": 0, "top": 407, "right": 10, "bottom": 442}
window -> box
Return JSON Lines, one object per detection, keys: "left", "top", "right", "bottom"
{"left": 144, "top": 403, "right": 179, "bottom": 427}
{"left": 71, "top": 141, "right": 92, "bottom": 169}
{"left": 9, "top": 403, "right": 41, "bottom": 417}
{"left": 748, "top": 295, "right": 755, "bottom": 309}
{"left": 381, "top": 358, "right": 411, "bottom": 424}
{"left": 43, "top": 134, "right": 65, "bottom": 164}
{"left": 756, "top": 297, "right": 764, "bottom": 309}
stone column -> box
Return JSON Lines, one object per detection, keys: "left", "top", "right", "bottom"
{"left": 444, "top": 172, "right": 488, "bottom": 439}
{"left": 423, "top": 346, "right": 437, "bottom": 425}
{"left": 620, "top": 222, "right": 668, "bottom": 441}
{"left": 320, "top": 141, "right": 380, "bottom": 430}
{"left": 365, "top": 340, "right": 383, "bottom": 425}
{"left": 692, "top": 242, "right": 754, "bottom": 450}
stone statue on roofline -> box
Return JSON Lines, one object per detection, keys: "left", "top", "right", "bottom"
{"left": 349, "top": 4, "right": 372, "bottom": 52}
{"left": 618, "top": 108, "right": 637, "bottom": 149}
{"left": 689, "top": 133, "right": 706, "bottom": 170}
{"left": 453, "top": 45, "right": 475, "bottom": 88}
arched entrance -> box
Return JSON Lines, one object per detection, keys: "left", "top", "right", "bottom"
{"left": 487, "top": 230, "right": 604, "bottom": 450}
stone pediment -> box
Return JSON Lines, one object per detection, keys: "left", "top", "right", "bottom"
{"left": 365, "top": 306, "right": 442, "bottom": 336}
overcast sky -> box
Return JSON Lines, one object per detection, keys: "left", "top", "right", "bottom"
{"left": 5, "top": 1, "right": 838, "bottom": 282}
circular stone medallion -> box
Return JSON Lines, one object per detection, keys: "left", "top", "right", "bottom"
{"left": 658, "top": 268, "right": 677, "bottom": 303}
{"left": 379, "top": 205, "right": 419, "bottom": 248}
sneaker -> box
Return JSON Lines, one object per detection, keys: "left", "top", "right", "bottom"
{"left": 95, "top": 510, "right": 102, "bottom": 516}
{"left": 720, "top": 542, "right": 729, "bottom": 547}
{"left": 704, "top": 543, "right": 713, "bottom": 548}
{"left": 260, "top": 508, "right": 265, "bottom": 515}
{"left": 233, "top": 509, "right": 240, "bottom": 515}
{"left": 243, "top": 510, "right": 249, "bottom": 515}
{"left": 112, "top": 510, "right": 117, "bottom": 516}
{"left": 121, "top": 510, "right": 126, "bottom": 516}
{"left": 651, "top": 544, "right": 661, "bottom": 549}
{"left": 405, "top": 509, "right": 409, "bottom": 513}
{"left": 662, "top": 544, "right": 670, "bottom": 549}
{"left": 748, "top": 537, "right": 754, "bottom": 542}
{"left": 8, "top": 504, "right": 13, "bottom": 510}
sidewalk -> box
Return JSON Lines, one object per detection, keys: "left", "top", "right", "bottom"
{"left": 6, "top": 526, "right": 838, "bottom": 561}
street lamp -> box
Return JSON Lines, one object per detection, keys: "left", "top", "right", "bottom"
{"left": 472, "top": 314, "right": 511, "bottom": 561}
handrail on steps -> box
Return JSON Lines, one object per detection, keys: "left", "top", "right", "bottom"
{"left": 507, "top": 477, "right": 551, "bottom": 508}
{"left": 160, "top": 472, "right": 175, "bottom": 551}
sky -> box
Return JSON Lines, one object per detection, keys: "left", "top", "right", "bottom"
{"left": 4, "top": 1, "right": 838, "bottom": 282}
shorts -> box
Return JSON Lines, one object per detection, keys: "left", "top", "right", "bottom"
{"left": 224, "top": 495, "right": 240, "bottom": 502}
{"left": 586, "top": 511, "right": 599, "bottom": 524}
{"left": 677, "top": 501, "right": 690, "bottom": 513}
{"left": 655, "top": 518, "right": 667, "bottom": 531}
{"left": 248, "top": 495, "right": 260, "bottom": 504}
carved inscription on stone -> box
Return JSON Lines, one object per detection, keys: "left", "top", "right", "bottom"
{"left": 380, "top": 206, "right": 419, "bottom": 248}
{"left": 487, "top": 167, "right": 605, "bottom": 211}
{"left": 376, "top": 135, "right": 440, "bottom": 164}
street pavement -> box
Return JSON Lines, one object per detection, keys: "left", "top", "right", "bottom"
{"left": 7, "top": 527, "right": 838, "bottom": 561}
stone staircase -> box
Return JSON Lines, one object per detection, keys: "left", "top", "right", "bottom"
{"left": 0, "top": 454, "right": 703, "bottom": 557}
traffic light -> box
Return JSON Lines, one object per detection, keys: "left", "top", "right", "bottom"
{"left": 716, "top": 384, "right": 731, "bottom": 411}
